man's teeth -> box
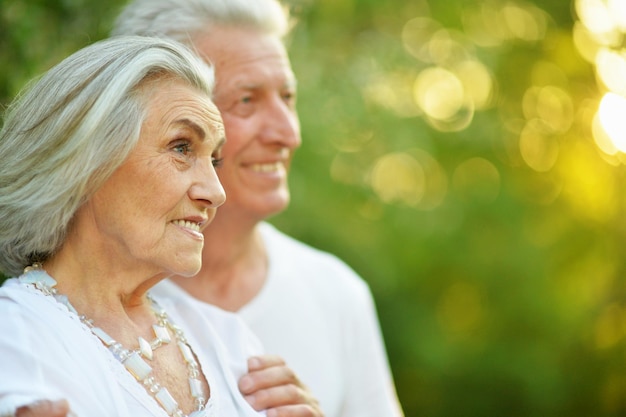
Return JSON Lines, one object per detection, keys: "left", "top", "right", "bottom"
{"left": 172, "top": 220, "right": 200, "bottom": 232}
{"left": 250, "top": 162, "right": 281, "bottom": 173}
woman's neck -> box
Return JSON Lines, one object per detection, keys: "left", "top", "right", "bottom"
{"left": 41, "top": 234, "right": 168, "bottom": 329}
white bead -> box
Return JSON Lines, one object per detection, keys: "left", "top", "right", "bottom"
{"left": 138, "top": 337, "right": 153, "bottom": 360}
{"left": 20, "top": 270, "right": 56, "bottom": 287}
{"left": 150, "top": 338, "right": 163, "bottom": 350}
{"left": 189, "top": 377, "right": 203, "bottom": 398}
{"left": 91, "top": 327, "right": 115, "bottom": 346}
{"left": 155, "top": 387, "right": 178, "bottom": 415}
{"left": 153, "top": 324, "right": 172, "bottom": 343}
{"left": 123, "top": 352, "right": 152, "bottom": 380}
{"left": 178, "top": 342, "right": 194, "bottom": 363}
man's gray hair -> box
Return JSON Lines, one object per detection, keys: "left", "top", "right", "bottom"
{"left": 112, "top": 0, "right": 292, "bottom": 48}
{"left": 0, "top": 36, "right": 215, "bottom": 276}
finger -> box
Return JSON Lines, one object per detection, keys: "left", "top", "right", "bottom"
{"left": 16, "top": 399, "right": 70, "bottom": 417}
{"left": 247, "top": 354, "right": 286, "bottom": 372}
{"left": 239, "top": 363, "right": 299, "bottom": 395}
{"left": 245, "top": 384, "right": 317, "bottom": 411}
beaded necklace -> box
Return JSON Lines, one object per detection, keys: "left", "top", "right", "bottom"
{"left": 20, "top": 265, "right": 212, "bottom": 417}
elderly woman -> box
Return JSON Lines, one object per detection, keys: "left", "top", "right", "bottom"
{"left": 0, "top": 36, "right": 265, "bottom": 417}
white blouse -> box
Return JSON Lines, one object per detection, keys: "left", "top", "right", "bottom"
{"left": 0, "top": 274, "right": 265, "bottom": 417}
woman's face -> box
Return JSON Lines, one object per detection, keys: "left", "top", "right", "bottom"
{"left": 77, "top": 78, "right": 226, "bottom": 277}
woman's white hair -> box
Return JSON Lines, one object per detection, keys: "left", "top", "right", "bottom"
{"left": 111, "top": 0, "right": 292, "bottom": 48}
{"left": 0, "top": 36, "right": 215, "bottom": 277}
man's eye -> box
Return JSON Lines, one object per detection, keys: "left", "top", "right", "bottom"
{"left": 283, "top": 91, "right": 297, "bottom": 108}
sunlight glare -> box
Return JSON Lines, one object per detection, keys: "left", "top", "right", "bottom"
{"left": 595, "top": 48, "right": 626, "bottom": 94}
{"left": 501, "top": 3, "right": 546, "bottom": 41}
{"left": 362, "top": 70, "right": 422, "bottom": 118}
{"left": 607, "top": 0, "right": 626, "bottom": 30}
{"left": 519, "top": 119, "right": 560, "bottom": 172}
{"left": 413, "top": 67, "right": 465, "bottom": 121}
{"left": 370, "top": 150, "right": 447, "bottom": 210}
{"left": 576, "top": 0, "right": 616, "bottom": 35}
{"left": 597, "top": 92, "right": 626, "bottom": 152}
{"left": 402, "top": 17, "right": 442, "bottom": 62}
{"left": 454, "top": 60, "right": 494, "bottom": 110}
{"left": 522, "top": 86, "right": 574, "bottom": 134}
{"left": 370, "top": 152, "right": 426, "bottom": 206}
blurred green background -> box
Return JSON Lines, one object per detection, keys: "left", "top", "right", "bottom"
{"left": 3, "top": 0, "right": 626, "bottom": 415}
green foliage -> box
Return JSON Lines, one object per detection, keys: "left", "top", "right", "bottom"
{"left": 3, "top": 0, "right": 626, "bottom": 416}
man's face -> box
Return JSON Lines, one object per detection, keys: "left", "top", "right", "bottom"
{"left": 194, "top": 26, "right": 301, "bottom": 223}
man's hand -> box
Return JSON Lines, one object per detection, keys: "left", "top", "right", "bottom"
{"left": 15, "top": 400, "right": 70, "bottom": 417}
{"left": 239, "top": 355, "right": 324, "bottom": 417}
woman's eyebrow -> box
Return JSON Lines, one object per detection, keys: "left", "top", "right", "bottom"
{"left": 173, "top": 118, "right": 206, "bottom": 140}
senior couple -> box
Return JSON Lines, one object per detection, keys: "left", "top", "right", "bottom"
{"left": 0, "top": 1, "right": 403, "bottom": 416}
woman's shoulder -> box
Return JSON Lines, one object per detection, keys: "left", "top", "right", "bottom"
{"left": 0, "top": 277, "right": 53, "bottom": 315}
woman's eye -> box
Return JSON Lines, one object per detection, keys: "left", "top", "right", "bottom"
{"left": 212, "top": 156, "right": 224, "bottom": 168}
{"left": 173, "top": 142, "right": 191, "bottom": 155}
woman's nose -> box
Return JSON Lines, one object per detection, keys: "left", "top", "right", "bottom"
{"left": 191, "top": 159, "right": 226, "bottom": 209}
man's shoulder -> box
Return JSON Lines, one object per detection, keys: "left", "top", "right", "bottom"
{"left": 261, "top": 222, "right": 353, "bottom": 269}
{"left": 153, "top": 279, "right": 241, "bottom": 321}
{"left": 152, "top": 279, "right": 263, "bottom": 351}
{"left": 260, "top": 222, "right": 370, "bottom": 292}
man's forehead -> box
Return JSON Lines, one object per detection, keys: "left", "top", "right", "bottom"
{"left": 215, "top": 64, "right": 296, "bottom": 91}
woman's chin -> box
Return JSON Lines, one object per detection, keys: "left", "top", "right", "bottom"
{"left": 171, "top": 260, "right": 202, "bottom": 278}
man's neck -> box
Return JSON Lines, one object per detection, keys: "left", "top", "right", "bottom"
{"left": 171, "top": 214, "right": 268, "bottom": 312}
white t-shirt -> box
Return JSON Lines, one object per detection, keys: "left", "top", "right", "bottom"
{"left": 0, "top": 274, "right": 265, "bottom": 417}
{"left": 157, "top": 222, "right": 404, "bottom": 417}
